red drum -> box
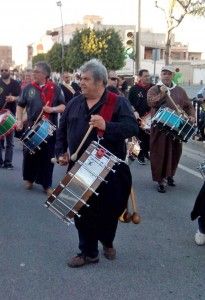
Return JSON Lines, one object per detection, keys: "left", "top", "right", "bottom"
{"left": 45, "top": 141, "right": 123, "bottom": 225}
{"left": 0, "top": 109, "right": 16, "bottom": 139}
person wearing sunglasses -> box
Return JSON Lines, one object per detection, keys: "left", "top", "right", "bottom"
{"left": 0, "top": 63, "right": 21, "bottom": 169}
{"left": 106, "top": 71, "right": 121, "bottom": 95}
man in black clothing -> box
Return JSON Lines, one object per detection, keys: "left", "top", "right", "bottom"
{"left": 0, "top": 63, "right": 21, "bottom": 169}
{"left": 128, "top": 69, "right": 153, "bottom": 164}
{"left": 55, "top": 59, "right": 139, "bottom": 268}
{"left": 16, "top": 61, "right": 65, "bottom": 195}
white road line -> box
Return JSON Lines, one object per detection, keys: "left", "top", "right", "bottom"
{"left": 178, "top": 163, "right": 203, "bottom": 179}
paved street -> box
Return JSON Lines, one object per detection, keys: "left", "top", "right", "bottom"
{"left": 0, "top": 135, "right": 205, "bottom": 300}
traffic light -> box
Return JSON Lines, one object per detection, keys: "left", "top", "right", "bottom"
{"left": 125, "top": 30, "right": 135, "bottom": 59}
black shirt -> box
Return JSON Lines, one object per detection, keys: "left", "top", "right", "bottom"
{"left": 55, "top": 90, "right": 139, "bottom": 160}
{"left": 0, "top": 78, "right": 21, "bottom": 114}
{"left": 128, "top": 83, "right": 153, "bottom": 117}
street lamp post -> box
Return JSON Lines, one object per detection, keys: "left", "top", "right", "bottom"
{"left": 56, "top": 1, "right": 64, "bottom": 73}
{"left": 135, "top": 0, "right": 141, "bottom": 74}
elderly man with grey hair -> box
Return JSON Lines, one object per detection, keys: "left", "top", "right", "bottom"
{"left": 16, "top": 61, "right": 65, "bottom": 195}
{"left": 55, "top": 58, "right": 139, "bottom": 268}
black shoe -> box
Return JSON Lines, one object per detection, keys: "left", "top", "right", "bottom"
{"left": 128, "top": 154, "right": 135, "bottom": 162}
{"left": 67, "top": 254, "right": 99, "bottom": 268}
{"left": 167, "top": 177, "right": 175, "bottom": 186}
{"left": 157, "top": 184, "right": 166, "bottom": 193}
{"left": 3, "top": 163, "right": 14, "bottom": 170}
{"left": 137, "top": 157, "right": 146, "bottom": 165}
{"left": 144, "top": 153, "right": 150, "bottom": 160}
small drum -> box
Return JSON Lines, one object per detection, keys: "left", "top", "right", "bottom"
{"left": 0, "top": 109, "right": 16, "bottom": 139}
{"left": 21, "top": 119, "right": 56, "bottom": 154}
{"left": 127, "top": 137, "right": 141, "bottom": 160}
{"left": 45, "top": 141, "right": 123, "bottom": 225}
{"left": 198, "top": 161, "right": 205, "bottom": 180}
{"left": 152, "top": 107, "right": 197, "bottom": 142}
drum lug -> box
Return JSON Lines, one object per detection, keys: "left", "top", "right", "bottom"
{"left": 80, "top": 199, "right": 90, "bottom": 207}
{"left": 60, "top": 182, "right": 65, "bottom": 188}
{"left": 37, "top": 146, "right": 41, "bottom": 150}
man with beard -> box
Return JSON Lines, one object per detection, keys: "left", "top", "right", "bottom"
{"left": 0, "top": 63, "right": 21, "bottom": 169}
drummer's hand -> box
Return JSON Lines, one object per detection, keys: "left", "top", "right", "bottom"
{"left": 58, "top": 152, "right": 69, "bottom": 166}
{"left": 6, "top": 95, "right": 15, "bottom": 102}
{"left": 89, "top": 114, "right": 106, "bottom": 130}
{"left": 16, "top": 120, "right": 23, "bottom": 131}
{"left": 189, "top": 116, "right": 196, "bottom": 123}
{"left": 43, "top": 105, "right": 54, "bottom": 114}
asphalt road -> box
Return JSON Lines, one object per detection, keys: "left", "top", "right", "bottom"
{"left": 0, "top": 137, "right": 205, "bottom": 300}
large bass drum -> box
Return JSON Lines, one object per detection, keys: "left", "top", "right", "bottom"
{"left": 45, "top": 141, "right": 123, "bottom": 225}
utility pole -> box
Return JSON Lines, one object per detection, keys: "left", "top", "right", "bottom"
{"left": 56, "top": 1, "right": 64, "bottom": 73}
{"left": 135, "top": 0, "right": 141, "bottom": 74}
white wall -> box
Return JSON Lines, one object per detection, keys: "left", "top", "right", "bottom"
{"left": 193, "top": 68, "right": 205, "bottom": 85}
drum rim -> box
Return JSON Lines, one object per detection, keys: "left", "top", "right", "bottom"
{"left": 0, "top": 109, "right": 11, "bottom": 125}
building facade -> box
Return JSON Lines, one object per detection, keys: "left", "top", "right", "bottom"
{"left": 0, "top": 46, "right": 12, "bottom": 66}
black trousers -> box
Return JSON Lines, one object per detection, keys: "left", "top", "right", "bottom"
{"left": 137, "top": 128, "right": 150, "bottom": 160}
{"left": 191, "top": 181, "right": 205, "bottom": 221}
{"left": 74, "top": 163, "right": 132, "bottom": 258}
{"left": 22, "top": 136, "right": 55, "bottom": 189}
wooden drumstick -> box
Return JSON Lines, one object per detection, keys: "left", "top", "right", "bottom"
{"left": 130, "top": 187, "right": 141, "bottom": 224}
{"left": 70, "top": 125, "right": 94, "bottom": 162}
{"left": 33, "top": 101, "right": 49, "bottom": 127}
{"left": 160, "top": 86, "right": 188, "bottom": 117}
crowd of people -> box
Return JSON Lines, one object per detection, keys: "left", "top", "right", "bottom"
{"left": 0, "top": 59, "right": 205, "bottom": 267}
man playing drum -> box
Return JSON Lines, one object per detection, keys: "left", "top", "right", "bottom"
{"left": 55, "top": 59, "right": 139, "bottom": 267}
{"left": 0, "top": 63, "right": 21, "bottom": 169}
{"left": 147, "top": 65, "right": 195, "bottom": 193}
{"left": 128, "top": 69, "right": 153, "bottom": 164}
{"left": 16, "top": 61, "right": 65, "bottom": 195}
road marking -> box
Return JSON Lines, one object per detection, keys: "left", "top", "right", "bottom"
{"left": 178, "top": 163, "right": 203, "bottom": 179}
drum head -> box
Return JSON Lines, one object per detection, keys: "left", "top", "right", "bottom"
{"left": 0, "top": 109, "right": 9, "bottom": 125}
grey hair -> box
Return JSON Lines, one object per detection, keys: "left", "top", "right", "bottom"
{"left": 34, "top": 61, "right": 51, "bottom": 78}
{"left": 80, "top": 59, "right": 108, "bottom": 86}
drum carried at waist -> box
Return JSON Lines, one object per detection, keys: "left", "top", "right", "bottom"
{"left": 0, "top": 109, "right": 16, "bottom": 139}
{"left": 45, "top": 141, "right": 123, "bottom": 225}
{"left": 152, "top": 107, "right": 197, "bottom": 142}
{"left": 20, "top": 118, "right": 56, "bottom": 154}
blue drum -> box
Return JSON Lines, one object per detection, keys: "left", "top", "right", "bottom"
{"left": 21, "top": 119, "right": 56, "bottom": 154}
{"left": 152, "top": 107, "right": 197, "bottom": 142}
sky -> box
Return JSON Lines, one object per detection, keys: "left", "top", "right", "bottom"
{"left": 0, "top": 0, "right": 204, "bottom": 65}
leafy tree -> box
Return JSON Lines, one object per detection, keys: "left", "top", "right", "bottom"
{"left": 65, "top": 28, "right": 125, "bottom": 71}
{"left": 46, "top": 43, "right": 63, "bottom": 73}
{"left": 32, "top": 53, "right": 47, "bottom": 66}
{"left": 155, "top": 0, "right": 205, "bottom": 64}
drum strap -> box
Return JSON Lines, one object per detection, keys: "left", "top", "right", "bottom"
{"left": 31, "top": 81, "right": 56, "bottom": 119}
{"left": 97, "top": 91, "right": 118, "bottom": 138}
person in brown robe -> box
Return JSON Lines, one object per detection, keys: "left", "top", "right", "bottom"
{"left": 147, "top": 65, "right": 195, "bottom": 193}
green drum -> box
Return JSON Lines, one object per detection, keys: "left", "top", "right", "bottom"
{"left": 0, "top": 109, "right": 16, "bottom": 139}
